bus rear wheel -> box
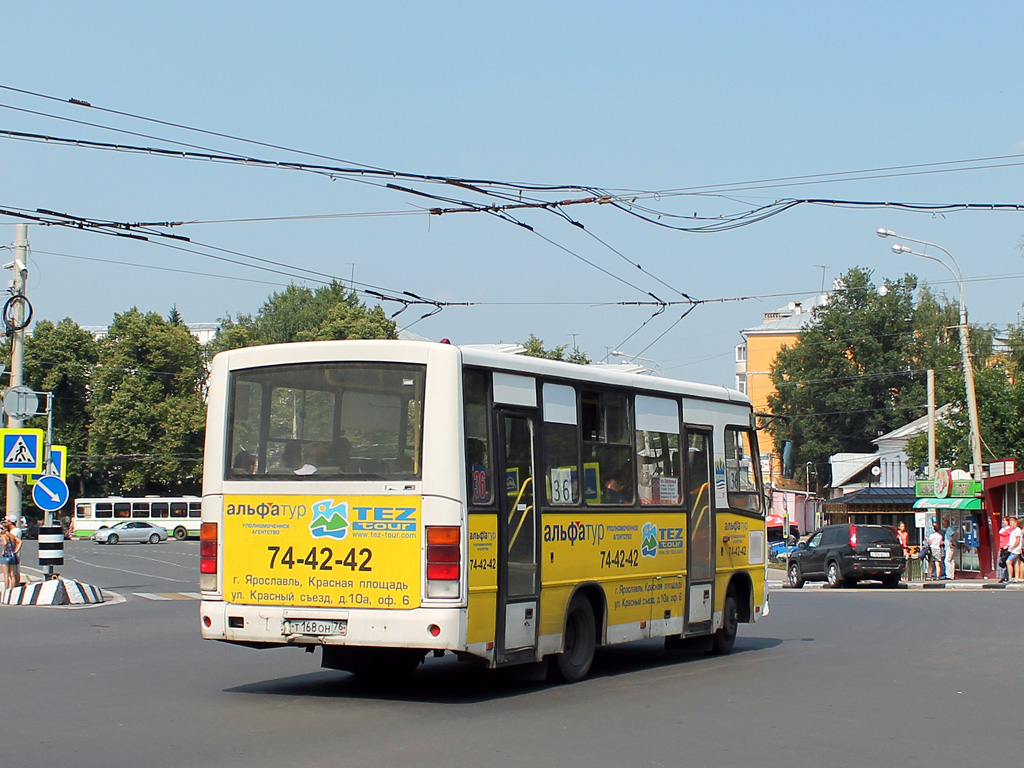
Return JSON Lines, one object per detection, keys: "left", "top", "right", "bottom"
{"left": 173, "top": 527, "right": 188, "bottom": 541}
{"left": 549, "top": 595, "right": 596, "bottom": 683}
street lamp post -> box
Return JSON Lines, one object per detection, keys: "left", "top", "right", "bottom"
{"left": 876, "top": 228, "right": 984, "bottom": 481}
{"left": 610, "top": 350, "right": 664, "bottom": 376}
{"left": 804, "top": 461, "right": 818, "bottom": 529}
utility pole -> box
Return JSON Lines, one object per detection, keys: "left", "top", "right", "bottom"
{"left": 927, "top": 369, "right": 936, "bottom": 478}
{"left": 5, "top": 224, "right": 28, "bottom": 523}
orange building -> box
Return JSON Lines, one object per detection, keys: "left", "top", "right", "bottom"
{"left": 735, "top": 295, "right": 828, "bottom": 485}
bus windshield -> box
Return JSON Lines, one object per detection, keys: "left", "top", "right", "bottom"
{"left": 226, "top": 361, "right": 425, "bottom": 481}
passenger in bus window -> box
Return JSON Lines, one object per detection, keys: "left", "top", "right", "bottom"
{"left": 332, "top": 438, "right": 353, "bottom": 471}
{"left": 232, "top": 450, "right": 258, "bottom": 475}
{"left": 280, "top": 441, "right": 303, "bottom": 470}
{"left": 603, "top": 467, "right": 633, "bottom": 504}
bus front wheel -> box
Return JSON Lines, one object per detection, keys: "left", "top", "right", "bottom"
{"left": 709, "top": 587, "right": 738, "bottom": 656}
{"left": 173, "top": 527, "right": 188, "bottom": 541}
{"left": 549, "top": 595, "right": 596, "bottom": 683}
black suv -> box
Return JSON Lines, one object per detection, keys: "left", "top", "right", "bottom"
{"left": 787, "top": 524, "right": 906, "bottom": 588}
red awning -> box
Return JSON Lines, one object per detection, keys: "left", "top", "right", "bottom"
{"left": 766, "top": 514, "right": 785, "bottom": 527}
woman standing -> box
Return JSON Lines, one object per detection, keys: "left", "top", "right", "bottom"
{"left": 0, "top": 522, "right": 20, "bottom": 590}
{"left": 895, "top": 521, "right": 909, "bottom": 555}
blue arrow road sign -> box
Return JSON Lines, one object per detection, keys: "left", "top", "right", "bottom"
{"left": 33, "top": 474, "right": 70, "bottom": 512}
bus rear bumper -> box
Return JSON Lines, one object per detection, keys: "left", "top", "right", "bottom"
{"left": 200, "top": 599, "right": 466, "bottom": 651}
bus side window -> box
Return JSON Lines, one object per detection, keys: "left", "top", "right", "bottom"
{"left": 635, "top": 395, "right": 681, "bottom": 505}
{"left": 464, "top": 369, "right": 492, "bottom": 506}
{"left": 582, "top": 389, "right": 633, "bottom": 505}
{"left": 543, "top": 383, "right": 579, "bottom": 506}
{"left": 725, "top": 427, "right": 761, "bottom": 512}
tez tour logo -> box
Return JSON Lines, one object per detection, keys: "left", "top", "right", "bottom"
{"left": 310, "top": 499, "right": 349, "bottom": 540}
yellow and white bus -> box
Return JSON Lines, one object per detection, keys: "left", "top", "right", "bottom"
{"left": 199, "top": 340, "right": 768, "bottom": 682}
{"left": 73, "top": 496, "right": 202, "bottom": 540}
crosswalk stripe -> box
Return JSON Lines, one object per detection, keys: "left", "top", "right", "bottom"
{"left": 133, "top": 592, "right": 200, "bottom": 601}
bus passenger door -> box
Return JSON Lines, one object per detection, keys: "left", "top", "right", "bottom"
{"left": 686, "top": 430, "right": 714, "bottom": 633}
{"left": 495, "top": 411, "right": 540, "bottom": 664}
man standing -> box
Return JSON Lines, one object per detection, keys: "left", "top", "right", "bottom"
{"left": 942, "top": 517, "right": 958, "bottom": 580}
{"left": 927, "top": 521, "right": 944, "bottom": 581}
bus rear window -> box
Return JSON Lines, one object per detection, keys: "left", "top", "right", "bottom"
{"left": 226, "top": 362, "right": 425, "bottom": 482}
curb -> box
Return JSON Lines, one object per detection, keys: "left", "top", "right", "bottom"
{"left": 769, "top": 579, "right": 1023, "bottom": 591}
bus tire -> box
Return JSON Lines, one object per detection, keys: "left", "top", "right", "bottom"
{"left": 709, "top": 587, "right": 738, "bottom": 656}
{"left": 549, "top": 594, "right": 596, "bottom": 683}
{"left": 173, "top": 527, "right": 188, "bottom": 541}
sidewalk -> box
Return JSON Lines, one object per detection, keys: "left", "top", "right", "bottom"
{"left": 768, "top": 572, "right": 1024, "bottom": 590}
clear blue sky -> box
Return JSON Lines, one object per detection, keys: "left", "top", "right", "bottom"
{"left": 4, "top": 2, "right": 1024, "bottom": 387}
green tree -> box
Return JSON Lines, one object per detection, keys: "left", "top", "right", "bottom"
{"left": 522, "top": 334, "right": 590, "bottom": 364}
{"left": 210, "top": 282, "right": 397, "bottom": 354}
{"left": 767, "top": 267, "right": 963, "bottom": 487}
{"left": 23, "top": 319, "right": 99, "bottom": 496}
{"left": 905, "top": 361, "right": 1023, "bottom": 473}
{"left": 88, "top": 308, "right": 206, "bottom": 494}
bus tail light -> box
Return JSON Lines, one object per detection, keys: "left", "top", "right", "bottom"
{"left": 200, "top": 522, "right": 218, "bottom": 592}
{"left": 426, "top": 526, "right": 460, "bottom": 598}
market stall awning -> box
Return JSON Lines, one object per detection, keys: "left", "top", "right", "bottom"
{"left": 822, "top": 487, "right": 917, "bottom": 507}
{"left": 766, "top": 515, "right": 785, "bottom": 527}
{"left": 912, "top": 497, "right": 982, "bottom": 510}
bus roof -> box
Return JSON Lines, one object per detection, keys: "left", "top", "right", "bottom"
{"left": 212, "top": 339, "right": 750, "bottom": 407}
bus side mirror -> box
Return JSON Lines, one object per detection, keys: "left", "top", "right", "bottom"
{"left": 781, "top": 441, "right": 794, "bottom": 479}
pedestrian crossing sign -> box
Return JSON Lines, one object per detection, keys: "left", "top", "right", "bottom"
{"left": 27, "top": 444, "right": 67, "bottom": 486}
{"left": 0, "top": 428, "right": 44, "bottom": 473}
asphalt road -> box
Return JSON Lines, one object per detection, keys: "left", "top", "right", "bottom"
{"left": 3, "top": 541, "right": 1017, "bottom": 768}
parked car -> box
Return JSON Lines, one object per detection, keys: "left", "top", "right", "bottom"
{"left": 787, "top": 524, "right": 905, "bottom": 588}
{"left": 92, "top": 521, "right": 169, "bottom": 545}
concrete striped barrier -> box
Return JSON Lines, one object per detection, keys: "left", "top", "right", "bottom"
{"left": 37, "top": 526, "right": 65, "bottom": 566}
{"left": 1, "top": 578, "right": 104, "bottom": 606}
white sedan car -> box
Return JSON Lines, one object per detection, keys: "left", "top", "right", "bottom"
{"left": 92, "top": 521, "right": 169, "bottom": 545}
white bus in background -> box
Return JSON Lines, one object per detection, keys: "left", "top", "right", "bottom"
{"left": 72, "top": 496, "right": 202, "bottom": 540}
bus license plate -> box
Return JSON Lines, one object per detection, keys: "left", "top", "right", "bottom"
{"left": 286, "top": 619, "right": 348, "bottom": 636}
